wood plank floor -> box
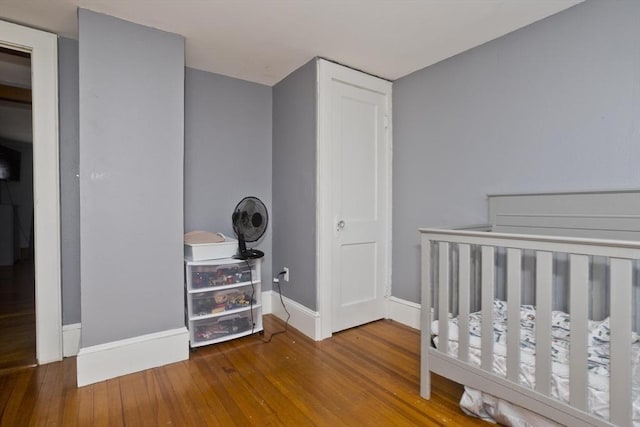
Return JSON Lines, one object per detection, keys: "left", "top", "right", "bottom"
{"left": 0, "top": 261, "right": 36, "bottom": 373}
{"left": 0, "top": 315, "right": 487, "bottom": 426}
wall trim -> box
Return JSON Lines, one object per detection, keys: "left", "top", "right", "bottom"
{"left": 265, "top": 291, "right": 422, "bottom": 336}
{"left": 76, "top": 327, "right": 189, "bottom": 387}
{"left": 261, "top": 289, "right": 272, "bottom": 314}
{"left": 263, "top": 290, "right": 321, "bottom": 340}
{"left": 316, "top": 59, "right": 393, "bottom": 339}
{"left": 387, "top": 296, "right": 421, "bottom": 330}
{"left": 62, "top": 323, "right": 81, "bottom": 357}
{"left": 0, "top": 20, "right": 62, "bottom": 365}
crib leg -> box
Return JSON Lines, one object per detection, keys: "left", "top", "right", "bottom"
{"left": 420, "top": 332, "right": 431, "bottom": 399}
{"left": 420, "top": 370, "right": 431, "bottom": 399}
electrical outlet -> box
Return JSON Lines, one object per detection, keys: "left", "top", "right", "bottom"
{"left": 283, "top": 267, "right": 290, "bottom": 282}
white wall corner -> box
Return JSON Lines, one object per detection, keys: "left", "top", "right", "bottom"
{"left": 76, "top": 327, "right": 189, "bottom": 387}
{"left": 62, "top": 323, "right": 81, "bottom": 357}
{"left": 387, "top": 296, "right": 421, "bottom": 330}
{"left": 263, "top": 290, "right": 321, "bottom": 340}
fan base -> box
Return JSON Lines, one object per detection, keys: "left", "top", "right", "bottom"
{"left": 233, "top": 249, "right": 264, "bottom": 260}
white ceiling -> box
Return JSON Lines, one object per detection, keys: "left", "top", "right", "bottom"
{"left": 1, "top": 0, "right": 581, "bottom": 86}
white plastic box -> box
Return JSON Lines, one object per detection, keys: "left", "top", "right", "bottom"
{"left": 184, "top": 231, "right": 237, "bottom": 261}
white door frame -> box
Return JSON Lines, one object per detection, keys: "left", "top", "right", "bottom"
{"left": 316, "top": 59, "right": 392, "bottom": 340}
{"left": 0, "top": 20, "right": 62, "bottom": 364}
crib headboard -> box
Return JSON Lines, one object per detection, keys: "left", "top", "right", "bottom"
{"left": 488, "top": 189, "right": 640, "bottom": 241}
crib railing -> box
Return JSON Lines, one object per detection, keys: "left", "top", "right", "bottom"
{"left": 420, "top": 228, "right": 640, "bottom": 427}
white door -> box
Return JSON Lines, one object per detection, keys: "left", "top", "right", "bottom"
{"left": 317, "top": 59, "right": 391, "bottom": 335}
{"left": 0, "top": 20, "right": 62, "bottom": 363}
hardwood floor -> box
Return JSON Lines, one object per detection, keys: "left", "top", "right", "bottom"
{"left": 0, "top": 315, "right": 487, "bottom": 426}
{"left": 0, "top": 261, "right": 36, "bottom": 373}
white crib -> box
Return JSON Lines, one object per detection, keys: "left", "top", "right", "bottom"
{"left": 420, "top": 190, "right": 640, "bottom": 426}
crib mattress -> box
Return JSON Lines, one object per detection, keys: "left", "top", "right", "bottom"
{"left": 431, "top": 300, "right": 640, "bottom": 426}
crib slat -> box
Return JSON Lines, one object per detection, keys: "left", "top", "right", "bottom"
{"left": 438, "top": 242, "right": 450, "bottom": 355}
{"left": 535, "top": 251, "right": 553, "bottom": 397}
{"left": 458, "top": 244, "right": 471, "bottom": 363}
{"left": 506, "top": 248, "right": 521, "bottom": 383}
{"left": 569, "top": 254, "right": 589, "bottom": 411}
{"left": 609, "top": 257, "right": 632, "bottom": 426}
{"left": 481, "top": 245, "right": 495, "bottom": 372}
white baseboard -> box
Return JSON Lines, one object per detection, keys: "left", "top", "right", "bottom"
{"left": 387, "top": 296, "right": 421, "bottom": 330}
{"left": 62, "top": 323, "right": 81, "bottom": 357}
{"left": 76, "top": 327, "right": 189, "bottom": 387}
{"left": 261, "top": 290, "right": 272, "bottom": 314}
{"left": 263, "top": 292, "right": 421, "bottom": 338}
{"left": 263, "top": 290, "right": 321, "bottom": 340}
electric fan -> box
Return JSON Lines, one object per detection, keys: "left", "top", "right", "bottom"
{"left": 232, "top": 196, "right": 268, "bottom": 259}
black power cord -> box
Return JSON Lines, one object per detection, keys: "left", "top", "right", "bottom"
{"left": 262, "top": 270, "right": 291, "bottom": 343}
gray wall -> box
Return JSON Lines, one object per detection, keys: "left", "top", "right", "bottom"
{"left": 393, "top": 0, "right": 640, "bottom": 303}
{"left": 184, "top": 68, "right": 272, "bottom": 288}
{"left": 79, "top": 9, "right": 185, "bottom": 347}
{"left": 272, "top": 59, "right": 317, "bottom": 309}
{"left": 58, "top": 37, "right": 80, "bottom": 325}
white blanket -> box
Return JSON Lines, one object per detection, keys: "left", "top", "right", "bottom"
{"left": 431, "top": 300, "right": 640, "bottom": 426}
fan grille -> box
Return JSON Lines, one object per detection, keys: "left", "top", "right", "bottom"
{"left": 232, "top": 196, "right": 268, "bottom": 243}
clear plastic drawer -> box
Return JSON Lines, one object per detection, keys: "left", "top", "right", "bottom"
{"left": 188, "top": 284, "right": 256, "bottom": 318}
{"left": 190, "top": 309, "right": 259, "bottom": 344}
{"left": 187, "top": 262, "right": 254, "bottom": 291}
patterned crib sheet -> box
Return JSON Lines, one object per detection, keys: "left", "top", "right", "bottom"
{"left": 430, "top": 300, "right": 640, "bottom": 424}
{"left": 431, "top": 299, "right": 640, "bottom": 375}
